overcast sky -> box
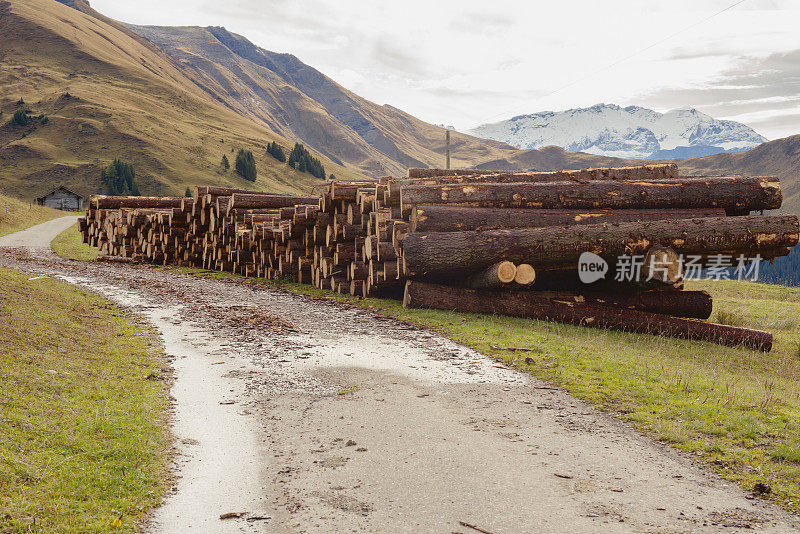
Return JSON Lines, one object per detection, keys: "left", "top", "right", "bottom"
{"left": 93, "top": 0, "right": 800, "bottom": 139}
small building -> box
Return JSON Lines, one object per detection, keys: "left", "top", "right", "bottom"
{"left": 36, "top": 186, "right": 84, "bottom": 211}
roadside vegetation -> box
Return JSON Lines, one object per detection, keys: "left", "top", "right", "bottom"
{"left": 167, "top": 266, "right": 800, "bottom": 512}
{"left": 52, "top": 223, "right": 98, "bottom": 261}
{"left": 0, "top": 193, "right": 64, "bottom": 237}
{"left": 0, "top": 267, "right": 169, "bottom": 532}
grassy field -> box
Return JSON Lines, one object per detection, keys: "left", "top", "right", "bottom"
{"left": 0, "top": 267, "right": 169, "bottom": 532}
{"left": 0, "top": 193, "right": 65, "bottom": 236}
{"left": 51, "top": 222, "right": 98, "bottom": 261}
{"left": 161, "top": 267, "right": 800, "bottom": 511}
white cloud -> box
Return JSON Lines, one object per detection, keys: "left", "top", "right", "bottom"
{"left": 91, "top": 0, "right": 800, "bottom": 138}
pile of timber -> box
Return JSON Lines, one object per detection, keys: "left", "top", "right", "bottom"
{"left": 78, "top": 163, "right": 800, "bottom": 352}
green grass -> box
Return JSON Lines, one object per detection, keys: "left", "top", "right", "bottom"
{"left": 0, "top": 194, "right": 65, "bottom": 236}
{"left": 0, "top": 267, "right": 169, "bottom": 532}
{"left": 51, "top": 223, "right": 98, "bottom": 261}
{"left": 165, "top": 266, "right": 800, "bottom": 512}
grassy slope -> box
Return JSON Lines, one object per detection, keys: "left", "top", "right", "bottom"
{"left": 161, "top": 267, "right": 800, "bottom": 512}
{"left": 0, "top": 267, "right": 168, "bottom": 532}
{"left": 0, "top": 0, "right": 360, "bottom": 201}
{"left": 51, "top": 222, "right": 98, "bottom": 261}
{"left": 0, "top": 193, "right": 65, "bottom": 236}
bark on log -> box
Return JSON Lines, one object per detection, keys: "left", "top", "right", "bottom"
{"left": 400, "top": 176, "right": 782, "bottom": 214}
{"left": 410, "top": 206, "right": 727, "bottom": 233}
{"left": 533, "top": 289, "right": 713, "bottom": 319}
{"left": 403, "top": 281, "right": 771, "bottom": 351}
{"left": 92, "top": 196, "right": 183, "bottom": 210}
{"left": 228, "top": 193, "right": 318, "bottom": 213}
{"left": 407, "top": 164, "right": 678, "bottom": 180}
{"left": 402, "top": 215, "right": 800, "bottom": 276}
{"left": 465, "top": 261, "right": 517, "bottom": 289}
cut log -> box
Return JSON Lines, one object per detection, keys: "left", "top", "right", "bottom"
{"left": 403, "top": 281, "right": 771, "bottom": 351}
{"left": 402, "top": 215, "right": 799, "bottom": 276}
{"left": 642, "top": 246, "right": 683, "bottom": 285}
{"left": 535, "top": 289, "right": 713, "bottom": 319}
{"left": 228, "top": 194, "right": 318, "bottom": 212}
{"left": 465, "top": 261, "right": 517, "bottom": 289}
{"left": 400, "top": 176, "right": 782, "bottom": 214}
{"left": 92, "top": 196, "right": 183, "bottom": 210}
{"left": 407, "top": 164, "right": 678, "bottom": 180}
{"left": 514, "top": 264, "right": 536, "bottom": 286}
{"left": 409, "top": 206, "right": 727, "bottom": 233}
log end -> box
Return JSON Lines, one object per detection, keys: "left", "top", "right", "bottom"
{"left": 514, "top": 263, "right": 536, "bottom": 285}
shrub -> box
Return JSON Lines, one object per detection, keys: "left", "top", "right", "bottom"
{"left": 12, "top": 108, "right": 29, "bottom": 126}
{"left": 235, "top": 149, "right": 257, "bottom": 182}
{"left": 101, "top": 158, "right": 140, "bottom": 196}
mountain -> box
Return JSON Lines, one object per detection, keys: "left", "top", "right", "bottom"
{"left": 468, "top": 104, "right": 767, "bottom": 159}
{"left": 677, "top": 135, "right": 800, "bottom": 216}
{"left": 1, "top": 0, "right": 797, "bottom": 217}
{"left": 121, "top": 24, "right": 527, "bottom": 178}
{"left": 0, "top": 0, "right": 360, "bottom": 199}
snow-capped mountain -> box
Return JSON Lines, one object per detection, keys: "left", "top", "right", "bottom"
{"left": 468, "top": 104, "right": 767, "bottom": 159}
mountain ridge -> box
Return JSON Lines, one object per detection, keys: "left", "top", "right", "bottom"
{"left": 469, "top": 103, "right": 767, "bottom": 159}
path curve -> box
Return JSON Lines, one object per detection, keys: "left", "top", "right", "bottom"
{"left": 0, "top": 223, "right": 798, "bottom": 533}
{"left": 0, "top": 215, "right": 78, "bottom": 249}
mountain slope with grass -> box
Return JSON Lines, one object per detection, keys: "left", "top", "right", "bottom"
{"left": 0, "top": 0, "right": 358, "bottom": 201}
{"left": 676, "top": 135, "right": 800, "bottom": 216}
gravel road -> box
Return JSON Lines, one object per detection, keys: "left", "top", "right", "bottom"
{"left": 1, "top": 220, "right": 798, "bottom": 533}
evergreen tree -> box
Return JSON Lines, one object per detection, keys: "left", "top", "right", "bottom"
{"left": 329, "top": 173, "right": 336, "bottom": 180}
{"left": 235, "top": 149, "right": 257, "bottom": 182}
{"left": 184, "top": 186, "right": 192, "bottom": 197}
{"left": 12, "top": 108, "right": 29, "bottom": 126}
{"left": 101, "top": 158, "right": 140, "bottom": 196}
{"left": 221, "top": 154, "right": 230, "bottom": 171}
{"left": 266, "top": 141, "right": 286, "bottom": 162}
{"left": 287, "top": 143, "right": 325, "bottom": 179}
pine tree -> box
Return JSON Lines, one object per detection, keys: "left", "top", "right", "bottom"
{"left": 221, "top": 154, "right": 230, "bottom": 171}
{"left": 101, "top": 158, "right": 140, "bottom": 196}
{"left": 12, "top": 108, "right": 29, "bottom": 126}
{"left": 235, "top": 149, "right": 257, "bottom": 182}
{"left": 184, "top": 186, "right": 192, "bottom": 197}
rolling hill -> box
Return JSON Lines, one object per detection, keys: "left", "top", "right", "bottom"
{"left": 0, "top": 0, "right": 360, "bottom": 200}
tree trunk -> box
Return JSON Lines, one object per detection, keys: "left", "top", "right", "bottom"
{"left": 406, "top": 163, "right": 678, "bottom": 180}
{"left": 400, "top": 176, "right": 782, "bottom": 214}
{"left": 403, "top": 281, "right": 771, "bottom": 351}
{"left": 465, "top": 261, "right": 517, "bottom": 289}
{"left": 228, "top": 193, "right": 318, "bottom": 213}
{"left": 514, "top": 264, "right": 536, "bottom": 285}
{"left": 402, "top": 215, "right": 799, "bottom": 276}
{"left": 92, "top": 196, "right": 183, "bottom": 210}
{"left": 410, "top": 206, "right": 727, "bottom": 232}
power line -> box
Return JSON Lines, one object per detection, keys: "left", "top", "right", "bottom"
{"left": 475, "top": 0, "right": 749, "bottom": 125}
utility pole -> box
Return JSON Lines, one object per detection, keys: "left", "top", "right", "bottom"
{"left": 445, "top": 130, "right": 451, "bottom": 170}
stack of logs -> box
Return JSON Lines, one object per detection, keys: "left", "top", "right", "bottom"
{"left": 78, "top": 163, "right": 800, "bottom": 351}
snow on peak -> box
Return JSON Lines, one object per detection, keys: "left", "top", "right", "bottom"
{"left": 468, "top": 104, "right": 766, "bottom": 159}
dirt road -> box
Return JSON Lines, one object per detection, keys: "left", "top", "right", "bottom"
{"left": 1, "top": 221, "right": 798, "bottom": 533}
